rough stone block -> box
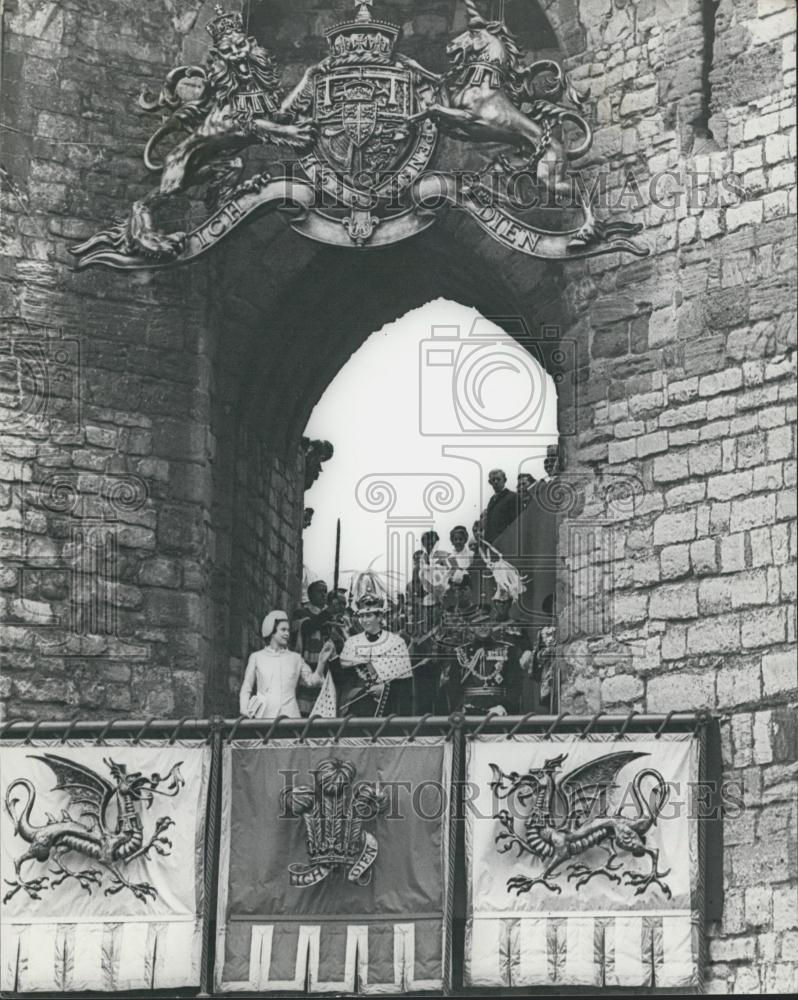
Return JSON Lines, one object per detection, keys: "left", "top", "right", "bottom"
{"left": 730, "top": 832, "right": 794, "bottom": 888}
{"left": 741, "top": 606, "right": 788, "bottom": 649}
{"left": 688, "top": 442, "right": 723, "bottom": 476}
{"left": 661, "top": 623, "right": 687, "bottom": 660}
{"left": 711, "top": 502, "right": 732, "bottom": 533}
{"left": 661, "top": 401, "right": 709, "bottom": 430}
{"left": 614, "top": 419, "right": 646, "bottom": 439}
{"left": 649, "top": 580, "right": 698, "bottom": 618}
{"left": 731, "top": 569, "right": 769, "bottom": 608}
{"left": 85, "top": 426, "right": 117, "bottom": 449}
{"left": 654, "top": 509, "right": 697, "bottom": 545}
{"left": 647, "top": 667, "right": 715, "bottom": 711}
{"left": 768, "top": 425, "right": 794, "bottom": 461}
{"left": 653, "top": 452, "right": 689, "bottom": 482}
{"left": 708, "top": 471, "right": 754, "bottom": 500}
{"left": 762, "top": 649, "right": 798, "bottom": 695}
{"left": 619, "top": 86, "right": 658, "bottom": 116}
{"left": 745, "top": 884, "right": 773, "bottom": 929}
{"left": 139, "top": 557, "right": 182, "bottom": 589}
{"left": 730, "top": 493, "right": 777, "bottom": 532}
{"left": 632, "top": 556, "right": 661, "bottom": 585}
{"left": 665, "top": 481, "right": 707, "bottom": 506}
{"left": 733, "top": 967, "right": 762, "bottom": 994}
{"left": 707, "top": 286, "right": 750, "bottom": 330}
{"left": 753, "top": 710, "right": 774, "bottom": 766}
{"left": 116, "top": 525, "right": 156, "bottom": 551}
{"left": 707, "top": 395, "right": 737, "bottom": 421}
{"left": 601, "top": 672, "right": 644, "bottom": 704}
{"left": 690, "top": 538, "right": 718, "bottom": 574}
{"left": 765, "top": 132, "right": 790, "bottom": 164}
{"left": 761, "top": 963, "right": 798, "bottom": 994}
{"left": 731, "top": 713, "right": 754, "bottom": 768}
{"left": 753, "top": 463, "right": 784, "bottom": 492}
{"left": 726, "top": 200, "right": 764, "bottom": 231}
{"left": 608, "top": 438, "right": 637, "bottom": 464}
{"left": 773, "top": 883, "right": 798, "bottom": 930}
{"left": 660, "top": 543, "right": 690, "bottom": 579}
{"left": 613, "top": 590, "right": 649, "bottom": 624}
{"left": 687, "top": 614, "right": 741, "bottom": 654}
{"left": 668, "top": 377, "right": 699, "bottom": 403}
{"left": 771, "top": 523, "right": 791, "bottom": 563}
{"left": 734, "top": 145, "right": 764, "bottom": 174}
{"left": 699, "top": 577, "right": 734, "bottom": 615}
{"left": 716, "top": 661, "right": 762, "bottom": 708}
{"left": 637, "top": 430, "right": 669, "bottom": 457}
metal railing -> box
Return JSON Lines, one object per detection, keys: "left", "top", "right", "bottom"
{"left": 0, "top": 710, "right": 712, "bottom": 997}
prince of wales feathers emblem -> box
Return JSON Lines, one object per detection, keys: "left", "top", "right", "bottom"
{"left": 3, "top": 754, "right": 184, "bottom": 904}
{"left": 281, "top": 758, "right": 388, "bottom": 888}
{"left": 491, "top": 751, "right": 673, "bottom": 898}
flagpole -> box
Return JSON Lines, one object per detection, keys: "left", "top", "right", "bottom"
{"left": 333, "top": 517, "right": 341, "bottom": 594}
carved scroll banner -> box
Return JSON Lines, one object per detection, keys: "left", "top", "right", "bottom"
{"left": 464, "top": 733, "right": 701, "bottom": 990}
{"left": 215, "top": 737, "right": 454, "bottom": 994}
{"left": 0, "top": 741, "right": 211, "bottom": 993}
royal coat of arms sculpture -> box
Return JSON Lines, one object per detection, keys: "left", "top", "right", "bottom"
{"left": 69, "top": 1, "right": 647, "bottom": 270}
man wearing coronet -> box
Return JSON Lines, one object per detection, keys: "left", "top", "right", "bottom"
{"left": 338, "top": 595, "right": 414, "bottom": 716}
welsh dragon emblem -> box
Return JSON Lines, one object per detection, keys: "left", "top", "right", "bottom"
{"left": 3, "top": 754, "right": 184, "bottom": 904}
{"left": 281, "top": 758, "right": 388, "bottom": 888}
{"left": 491, "top": 751, "right": 672, "bottom": 898}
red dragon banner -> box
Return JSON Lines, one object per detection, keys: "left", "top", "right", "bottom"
{"left": 0, "top": 741, "right": 210, "bottom": 993}
{"left": 464, "top": 733, "right": 701, "bottom": 989}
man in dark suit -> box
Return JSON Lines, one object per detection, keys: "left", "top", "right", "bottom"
{"left": 481, "top": 468, "right": 518, "bottom": 544}
{"left": 516, "top": 472, "right": 536, "bottom": 514}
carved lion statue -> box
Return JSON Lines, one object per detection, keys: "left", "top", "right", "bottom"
{"left": 72, "top": 6, "right": 316, "bottom": 262}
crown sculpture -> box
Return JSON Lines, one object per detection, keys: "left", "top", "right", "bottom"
{"left": 205, "top": 4, "right": 244, "bottom": 42}
{"left": 70, "top": 0, "right": 647, "bottom": 270}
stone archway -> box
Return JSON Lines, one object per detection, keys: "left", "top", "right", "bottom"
{"left": 204, "top": 210, "right": 570, "bottom": 711}
{"left": 190, "top": 0, "right": 583, "bottom": 714}
{"left": 0, "top": 0, "right": 581, "bottom": 721}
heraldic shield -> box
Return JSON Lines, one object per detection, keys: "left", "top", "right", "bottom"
{"left": 295, "top": 3, "right": 439, "bottom": 245}
{"left": 311, "top": 69, "right": 419, "bottom": 181}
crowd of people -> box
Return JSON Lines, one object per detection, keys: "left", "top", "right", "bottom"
{"left": 239, "top": 457, "right": 560, "bottom": 720}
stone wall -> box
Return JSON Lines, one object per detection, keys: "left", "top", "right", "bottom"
{"left": 0, "top": 0, "right": 305, "bottom": 718}
{"left": 541, "top": 0, "right": 797, "bottom": 992}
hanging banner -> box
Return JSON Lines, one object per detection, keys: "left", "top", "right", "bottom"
{"left": 215, "top": 737, "right": 453, "bottom": 994}
{"left": 464, "top": 733, "right": 701, "bottom": 990}
{"left": 0, "top": 741, "right": 211, "bottom": 993}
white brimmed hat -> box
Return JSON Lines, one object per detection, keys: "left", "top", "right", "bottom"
{"left": 261, "top": 610, "right": 289, "bottom": 638}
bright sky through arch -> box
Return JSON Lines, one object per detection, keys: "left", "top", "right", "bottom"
{"left": 303, "top": 299, "right": 558, "bottom": 597}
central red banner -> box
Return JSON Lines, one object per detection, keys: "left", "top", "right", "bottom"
{"left": 214, "top": 737, "right": 454, "bottom": 994}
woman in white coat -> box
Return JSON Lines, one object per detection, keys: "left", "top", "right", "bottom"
{"left": 239, "top": 610, "right": 334, "bottom": 719}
